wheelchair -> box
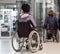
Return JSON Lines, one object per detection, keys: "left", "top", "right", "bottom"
{"left": 43, "top": 28, "right": 59, "bottom": 43}
{"left": 11, "top": 21, "right": 43, "bottom": 53}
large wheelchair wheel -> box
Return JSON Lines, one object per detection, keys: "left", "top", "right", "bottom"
{"left": 56, "top": 30, "right": 59, "bottom": 42}
{"left": 29, "top": 30, "right": 40, "bottom": 53}
{"left": 11, "top": 33, "right": 23, "bottom": 52}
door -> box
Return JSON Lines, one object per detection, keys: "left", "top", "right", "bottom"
{"left": 31, "top": 0, "right": 43, "bottom": 32}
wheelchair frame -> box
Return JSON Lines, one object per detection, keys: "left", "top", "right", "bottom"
{"left": 11, "top": 30, "right": 43, "bottom": 53}
{"left": 43, "top": 29, "right": 59, "bottom": 43}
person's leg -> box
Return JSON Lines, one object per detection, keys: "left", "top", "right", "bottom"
{"left": 47, "top": 30, "right": 51, "bottom": 39}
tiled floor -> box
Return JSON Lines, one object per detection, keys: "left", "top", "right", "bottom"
{"left": 0, "top": 38, "right": 60, "bottom": 54}
{"left": 0, "top": 39, "right": 14, "bottom": 54}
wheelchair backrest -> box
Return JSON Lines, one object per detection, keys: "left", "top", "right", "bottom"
{"left": 17, "top": 20, "right": 33, "bottom": 33}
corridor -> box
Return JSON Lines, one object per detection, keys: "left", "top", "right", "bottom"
{"left": 0, "top": 39, "right": 60, "bottom": 54}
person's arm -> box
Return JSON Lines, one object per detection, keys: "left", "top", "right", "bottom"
{"left": 55, "top": 17, "right": 59, "bottom": 29}
{"left": 43, "top": 17, "right": 48, "bottom": 29}
{"left": 29, "top": 16, "right": 37, "bottom": 28}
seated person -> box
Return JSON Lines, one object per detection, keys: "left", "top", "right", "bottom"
{"left": 43, "top": 10, "right": 59, "bottom": 40}
{"left": 17, "top": 4, "right": 36, "bottom": 38}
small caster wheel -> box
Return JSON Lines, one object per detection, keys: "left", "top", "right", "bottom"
{"left": 39, "top": 44, "right": 43, "bottom": 50}
{"left": 44, "top": 41, "right": 46, "bottom": 43}
{"left": 56, "top": 40, "right": 59, "bottom": 43}
{"left": 26, "top": 45, "right": 29, "bottom": 50}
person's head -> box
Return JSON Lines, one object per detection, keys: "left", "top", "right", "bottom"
{"left": 48, "top": 10, "right": 54, "bottom": 17}
{"left": 21, "top": 4, "right": 30, "bottom": 13}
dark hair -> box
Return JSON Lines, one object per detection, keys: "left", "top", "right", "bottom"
{"left": 49, "top": 10, "right": 54, "bottom": 14}
{"left": 21, "top": 4, "right": 30, "bottom": 13}
{"left": 48, "top": 10, "right": 54, "bottom": 16}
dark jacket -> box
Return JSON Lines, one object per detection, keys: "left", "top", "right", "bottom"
{"left": 43, "top": 16, "right": 59, "bottom": 30}
{"left": 17, "top": 13, "right": 36, "bottom": 37}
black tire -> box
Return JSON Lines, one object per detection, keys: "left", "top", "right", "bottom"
{"left": 11, "top": 33, "right": 23, "bottom": 52}
{"left": 56, "top": 30, "right": 59, "bottom": 43}
{"left": 26, "top": 45, "right": 29, "bottom": 50}
{"left": 29, "top": 30, "right": 40, "bottom": 53}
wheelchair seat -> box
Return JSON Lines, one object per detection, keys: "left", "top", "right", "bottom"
{"left": 17, "top": 20, "right": 33, "bottom": 38}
